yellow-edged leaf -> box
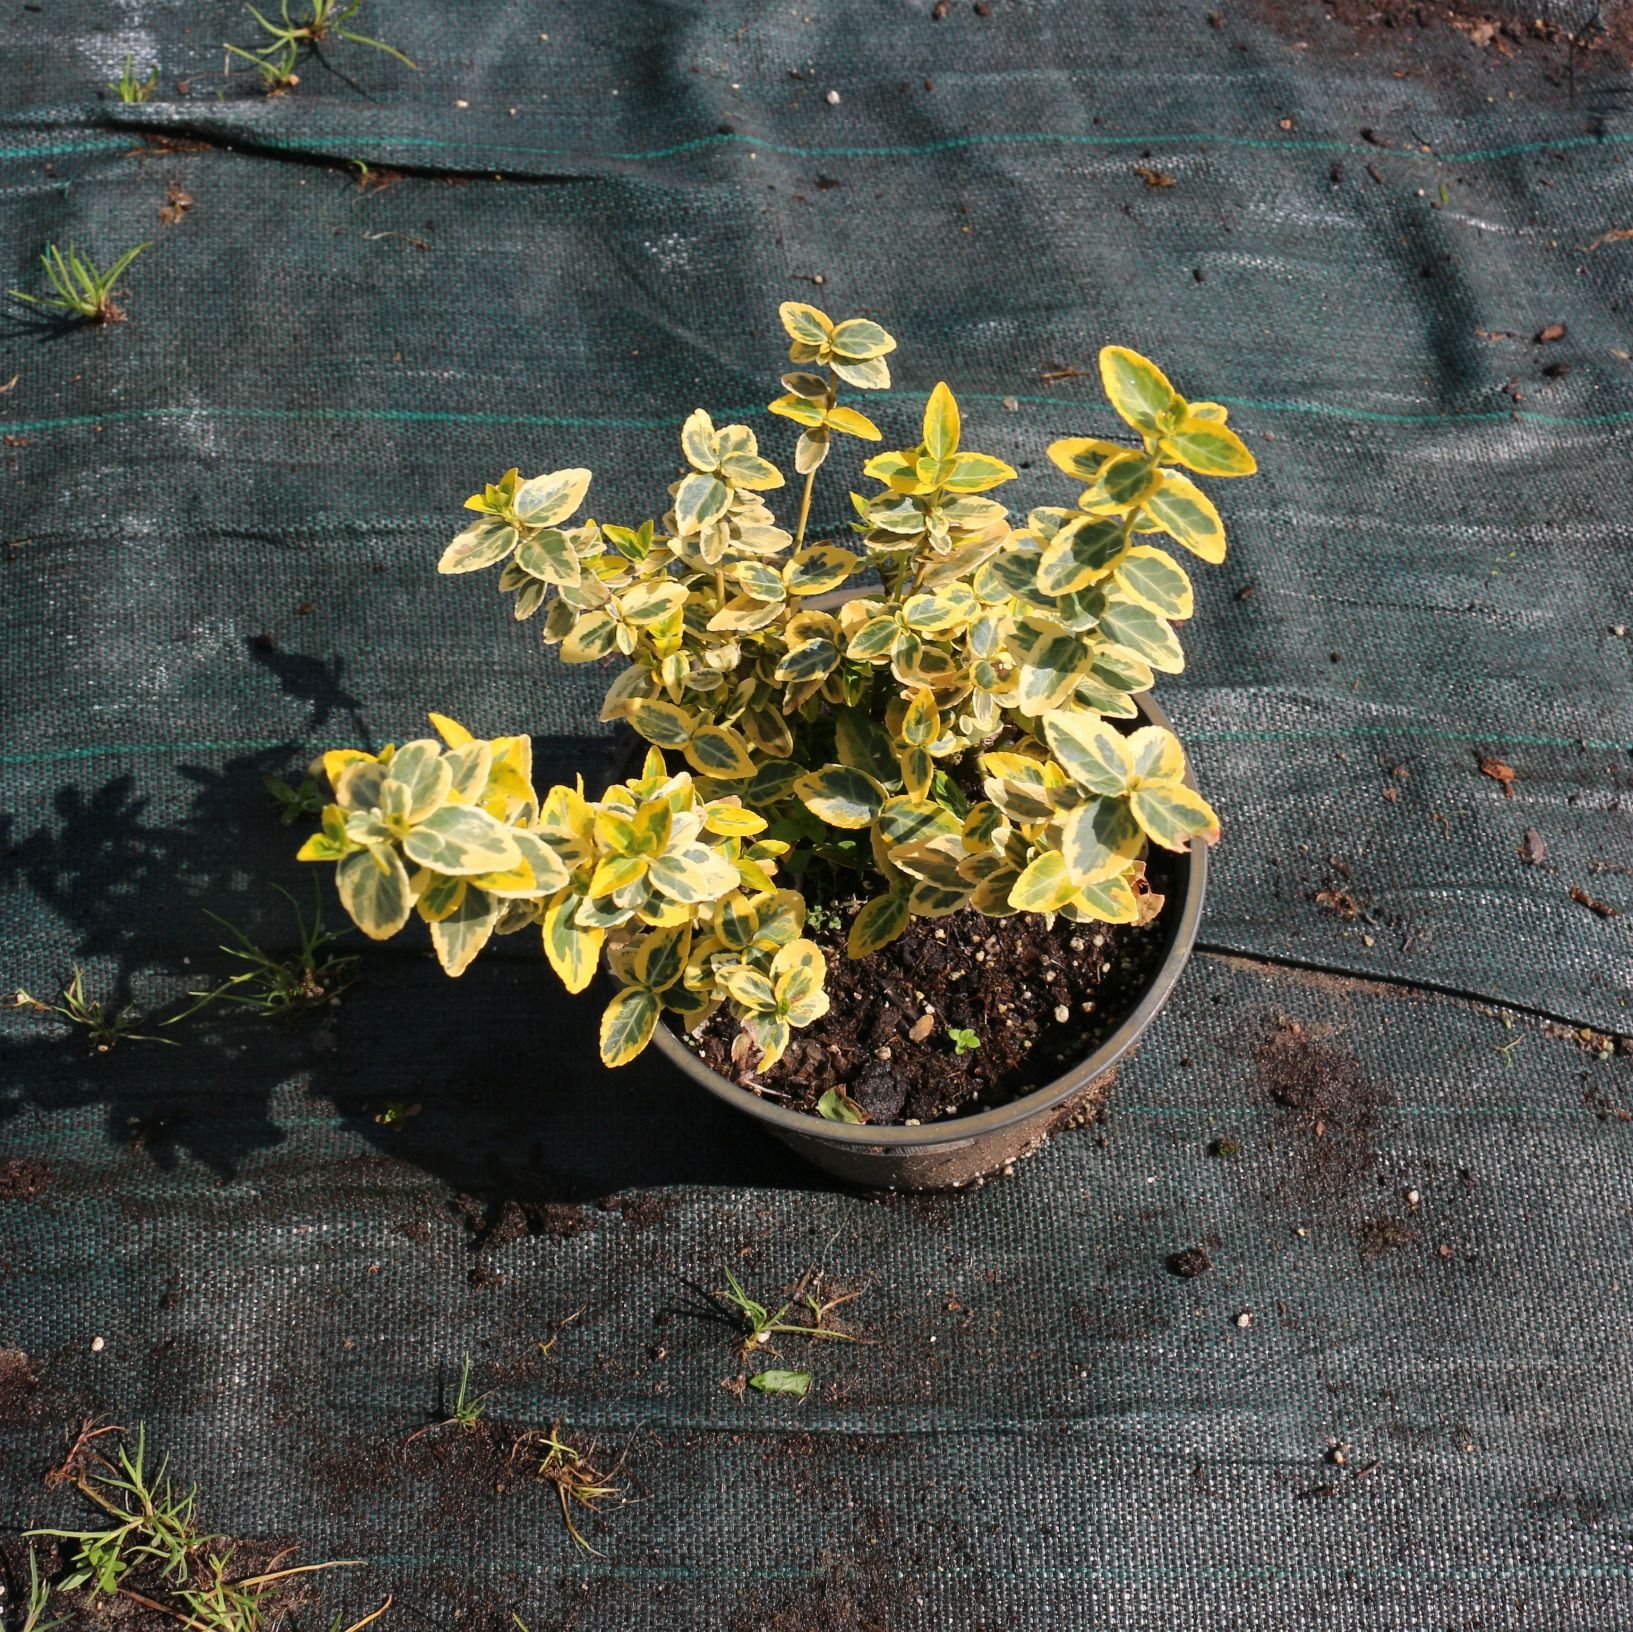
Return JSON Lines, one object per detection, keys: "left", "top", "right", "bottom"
{"left": 1129, "top": 781, "right": 1222, "bottom": 850}
{"left": 1059, "top": 797, "right": 1146, "bottom": 886}
{"left": 625, "top": 697, "right": 694, "bottom": 750}
{"left": 427, "top": 713, "right": 473, "bottom": 748}
{"left": 1144, "top": 471, "right": 1227, "bottom": 564}
{"left": 1099, "top": 345, "right": 1180, "bottom": 433}
{"left": 403, "top": 804, "right": 522, "bottom": 877}
{"left": 1044, "top": 711, "right": 1133, "bottom": 795}
{"left": 1113, "top": 546, "right": 1193, "bottom": 620}
{"left": 794, "top": 764, "right": 886, "bottom": 829}
{"left": 684, "top": 726, "right": 757, "bottom": 780}
{"left": 429, "top": 885, "right": 498, "bottom": 977}
{"left": 1125, "top": 725, "right": 1187, "bottom": 785}
{"left": 542, "top": 890, "right": 603, "bottom": 994}
{"left": 513, "top": 467, "right": 592, "bottom": 527}
{"left": 599, "top": 985, "right": 660, "bottom": 1066}
{"left": 847, "top": 891, "right": 911, "bottom": 958}
{"left": 336, "top": 846, "right": 413, "bottom": 940}
{"left": 825, "top": 404, "right": 882, "bottom": 440}
{"left": 1008, "top": 850, "right": 1079, "bottom": 913}
{"left": 1159, "top": 416, "right": 1257, "bottom": 477}
{"left": 1047, "top": 436, "right": 1128, "bottom": 483}
{"left": 779, "top": 301, "right": 833, "bottom": 346}
{"left": 922, "top": 381, "right": 960, "bottom": 461}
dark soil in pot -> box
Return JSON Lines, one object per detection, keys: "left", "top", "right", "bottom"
{"left": 684, "top": 849, "right": 1178, "bottom": 1126}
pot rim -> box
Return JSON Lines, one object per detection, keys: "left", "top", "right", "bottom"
{"left": 646, "top": 688, "right": 1206, "bottom": 1149}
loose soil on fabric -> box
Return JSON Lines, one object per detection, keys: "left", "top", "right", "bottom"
{"left": 687, "top": 856, "right": 1177, "bottom": 1126}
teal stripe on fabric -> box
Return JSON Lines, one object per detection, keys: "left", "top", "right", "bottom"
{"left": 5, "top": 122, "right": 1631, "bottom": 168}
{"left": 5, "top": 394, "right": 1631, "bottom": 437}
{"left": 3, "top": 722, "right": 1626, "bottom": 768}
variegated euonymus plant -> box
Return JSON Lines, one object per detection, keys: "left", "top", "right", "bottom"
{"left": 295, "top": 306, "right": 1256, "bottom": 1076}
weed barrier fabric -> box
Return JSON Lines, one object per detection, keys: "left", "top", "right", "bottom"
{"left": 1, "top": 1, "right": 1630, "bottom": 1625}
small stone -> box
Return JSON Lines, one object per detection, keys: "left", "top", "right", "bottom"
{"left": 90, "top": 1336, "right": 105, "bottom": 1353}
{"left": 1054, "top": 1004, "right": 1071, "bottom": 1023}
{"left": 1234, "top": 1310, "right": 1253, "bottom": 1329}
{"left": 1405, "top": 1188, "right": 1421, "bottom": 1209}
{"left": 454, "top": 99, "right": 469, "bottom": 109}
{"left": 825, "top": 88, "right": 841, "bottom": 105}
{"left": 1613, "top": 625, "right": 1627, "bottom": 638}
{"left": 1002, "top": 396, "right": 1019, "bottom": 411}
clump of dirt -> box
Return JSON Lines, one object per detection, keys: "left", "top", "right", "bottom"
{"left": 1256, "top": 1017, "right": 1393, "bottom": 1200}
{"left": 0, "top": 1157, "right": 53, "bottom": 1200}
{"left": 1254, "top": 0, "right": 1633, "bottom": 81}
{"left": 1356, "top": 1215, "right": 1420, "bottom": 1256}
{"left": 0, "top": 1346, "right": 40, "bottom": 1424}
{"left": 598, "top": 1190, "right": 678, "bottom": 1230}
{"left": 688, "top": 860, "right": 1175, "bottom": 1126}
{"left": 450, "top": 1193, "right": 585, "bottom": 1252}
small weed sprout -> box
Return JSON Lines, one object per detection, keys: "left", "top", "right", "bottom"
{"left": 29, "top": 1425, "right": 203, "bottom": 1594}
{"left": 26, "top": 1425, "right": 364, "bottom": 1626}
{"left": 108, "top": 55, "right": 159, "bottom": 103}
{"left": 167, "top": 882, "right": 358, "bottom": 1024}
{"left": 449, "top": 1353, "right": 491, "bottom": 1429}
{"left": 13, "top": 1547, "right": 66, "bottom": 1632}
{"left": 265, "top": 771, "right": 325, "bottom": 826}
{"left": 9, "top": 243, "right": 150, "bottom": 324}
{"left": 518, "top": 1426, "right": 628, "bottom": 1555}
{"left": 946, "top": 1025, "right": 981, "bottom": 1055}
{"left": 717, "top": 1266, "right": 871, "bottom": 1360}
{"left": 5, "top": 968, "right": 174, "bottom": 1054}
{"left": 226, "top": 0, "right": 417, "bottom": 93}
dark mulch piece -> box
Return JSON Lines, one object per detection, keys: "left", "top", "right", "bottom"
{"left": 1168, "top": 1245, "right": 1213, "bottom": 1279}
{"left": 686, "top": 857, "right": 1176, "bottom": 1126}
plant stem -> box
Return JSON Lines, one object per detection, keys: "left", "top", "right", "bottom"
{"left": 792, "top": 467, "right": 818, "bottom": 554}
{"left": 791, "top": 374, "right": 837, "bottom": 554}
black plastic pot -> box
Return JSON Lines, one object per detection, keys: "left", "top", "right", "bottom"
{"left": 643, "top": 688, "right": 1207, "bottom": 1191}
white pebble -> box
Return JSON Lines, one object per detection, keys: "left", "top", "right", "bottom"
{"left": 1235, "top": 1310, "right": 1253, "bottom": 1329}
{"left": 1053, "top": 1004, "right": 1071, "bottom": 1023}
{"left": 825, "top": 88, "right": 841, "bottom": 104}
{"left": 90, "top": 1336, "right": 105, "bottom": 1353}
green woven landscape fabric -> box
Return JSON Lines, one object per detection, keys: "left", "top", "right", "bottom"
{"left": 3, "top": 1, "right": 1632, "bottom": 1625}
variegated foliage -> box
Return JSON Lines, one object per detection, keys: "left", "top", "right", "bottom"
{"left": 300, "top": 315, "right": 1255, "bottom": 1068}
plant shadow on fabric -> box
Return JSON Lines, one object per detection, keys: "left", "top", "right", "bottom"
{"left": 0, "top": 741, "right": 814, "bottom": 1196}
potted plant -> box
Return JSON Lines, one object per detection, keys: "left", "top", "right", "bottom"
{"left": 292, "top": 305, "right": 1256, "bottom": 1188}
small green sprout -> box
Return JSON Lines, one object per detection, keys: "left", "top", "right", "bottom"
{"left": 264, "top": 771, "right": 325, "bottom": 826}
{"left": 717, "top": 1267, "right": 870, "bottom": 1360}
{"left": 14, "top": 1547, "right": 66, "bottom": 1632}
{"left": 9, "top": 243, "right": 151, "bottom": 325}
{"left": 946, "top": 1026, "right": 981, "bottom": 1055}
{"left": 449, "top": 1353, "right": 491, "bottom": 1429}
{"left": 108, "top": 55, "right": 159, "bottom": 103}
{"left": 27, "top": 1425, "right": 363, "bottom": 1625}
{"left": 226, "top": 0, "right": 417, "bottom": 95}
{"left": 5, "top": 967, "right": 174, "bottom": 1054}
{"left": 166, "top": 883, "right": 358, "bottom": 1024}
